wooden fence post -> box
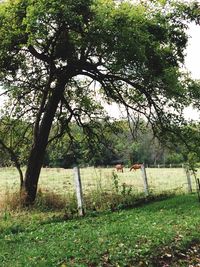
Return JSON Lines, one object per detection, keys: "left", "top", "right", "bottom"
{"left": 184, "top": 165, "right": 192, "bottom": 193}
{"left": 141, "top": 164, "right": 149, "bottom": 196}
{"left": 196, "top": 178, "right": 200, "bottom": 202}
{"left": 73, "top": 165, "right": 85, "bottom": 216}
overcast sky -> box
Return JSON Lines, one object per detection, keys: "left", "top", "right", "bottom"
{"left": 185, "top": 23, "right": 200, "bottom": 80}
{"left": 182, "top": 22, "right": 200, "bottom": 120}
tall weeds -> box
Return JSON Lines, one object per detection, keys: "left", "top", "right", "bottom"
{"left": 1, "top": 183, "right": 174, "bottom": 218}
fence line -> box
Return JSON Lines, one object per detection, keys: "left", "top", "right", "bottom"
{"left": 147, "top": 163, "right": 184, "bottom": 168}
{"left": 0, "top": 166, "right": 199, "bottom": 198}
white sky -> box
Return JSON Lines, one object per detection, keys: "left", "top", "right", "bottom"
{"left": 181, "top": 22, "right": 200, "bottom": 121}
{"left": 185, "top": 23, "right": 200, "bottom": 80}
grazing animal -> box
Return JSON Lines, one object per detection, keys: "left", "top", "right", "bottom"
{"left": 115, "top": 164, "right": 124, "bottom": 172}
{"left": 130, "top": 163, "right": 142, "bottom": 171}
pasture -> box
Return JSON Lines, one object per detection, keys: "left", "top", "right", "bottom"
{"left": 1, "top": 167, "right": 200, "bottom": 266}
{"left": 0, "top": 166, "right": 198, "bottom": 197}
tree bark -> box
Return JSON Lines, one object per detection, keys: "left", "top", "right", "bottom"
{"left": 23, "top": 76, "right": 68, "bottom": 205}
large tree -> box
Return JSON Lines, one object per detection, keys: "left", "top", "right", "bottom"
{"left": 0, "top": 0, "right": 199, "bottom": 204}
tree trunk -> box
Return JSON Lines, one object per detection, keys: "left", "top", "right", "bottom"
{"left": 23, "top": 77, "right": 68, "bottom": 205}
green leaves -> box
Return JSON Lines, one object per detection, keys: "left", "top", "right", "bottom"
{"left": 0, "top": 0, "right": 200, "bottom": 199}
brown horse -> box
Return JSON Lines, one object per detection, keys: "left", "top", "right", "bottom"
{"left": 115, "top": 164, "right": 124, "bottom": 172}
{"left": 130, "top": 163, "right": 142, "bottom": 171}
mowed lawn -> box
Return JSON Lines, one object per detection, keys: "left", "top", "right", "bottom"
{"left": 0, "top": 166, "right": 198, "bottom": 196}
{"left": 0, "top": 194, "right": 200, "bottom": 266}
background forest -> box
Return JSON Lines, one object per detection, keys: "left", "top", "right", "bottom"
{"left": 0, "top": 116, "right": 190, "bottom": 168}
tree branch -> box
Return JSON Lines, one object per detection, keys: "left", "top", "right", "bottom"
{"left": 0, "top": 140, "right": 23, "bottom": 188}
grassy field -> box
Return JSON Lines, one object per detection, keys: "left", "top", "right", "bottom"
{"left": 1, "top": 167, "right": 200, "bottom": 266}
{"left": 0, "top": 166, "right": 198, "bottom": 197}
{"left": 0, "top": 194, "right": 200, "bottom": 266}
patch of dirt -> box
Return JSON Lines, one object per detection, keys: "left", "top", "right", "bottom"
{"left": 152, "top": 242, "right": 200, "bottom": 267}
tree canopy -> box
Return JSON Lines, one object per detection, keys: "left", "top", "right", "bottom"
{"left": 0, "top": 0, "right": 200, "bottom": 204}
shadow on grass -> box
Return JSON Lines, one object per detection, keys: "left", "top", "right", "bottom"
{"left": 1, "top": 191, "right": 199, "bottom": 240}
{"left": 150, "top": 238, "right": 200, "bottom": 267}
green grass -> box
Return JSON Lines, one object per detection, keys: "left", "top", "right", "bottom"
{"left": 1, "top": 167, "right": 200, "bottom": 266}
{"left": 0, "top": 194, "right": 200, "bottom": 266}
{"left": 0, "top": 167, "right": 199, "bottom": 197}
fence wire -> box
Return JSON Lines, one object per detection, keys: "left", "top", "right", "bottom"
{"left": 0, "top": 166, "right": 199, "bottom": 198}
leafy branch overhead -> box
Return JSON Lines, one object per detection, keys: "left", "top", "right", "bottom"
{"left": 0, "top": 0, "right": 199, "bottom": 125}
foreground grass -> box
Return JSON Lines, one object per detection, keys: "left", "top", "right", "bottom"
{"left": 0, "top": 194, "right": 200, "bottom": 266}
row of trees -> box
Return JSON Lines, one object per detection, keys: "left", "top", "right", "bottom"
{"left": 45, "top": 119, "right": 186, "bottom": 168}
{"left": 0, "top": 0, "right": 200, "bottom": 204}
{"left": 0, "top": 115, "right": 198, "bottom": 167}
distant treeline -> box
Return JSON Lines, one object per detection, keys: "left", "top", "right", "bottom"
{"left": 0, "top": 118, "right": 196, "bottom": 168}
{"left": 43, "top": 121, "right": 186, "bottom": 168}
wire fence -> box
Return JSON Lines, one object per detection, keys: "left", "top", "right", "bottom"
{"left": 0, "top": 165, "right": 199, "bottom": 198}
